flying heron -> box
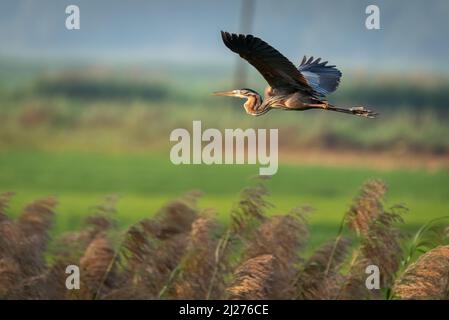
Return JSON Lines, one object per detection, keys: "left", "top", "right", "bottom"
{"left": 214, "top": 31, "right": 377, "bottom": 118}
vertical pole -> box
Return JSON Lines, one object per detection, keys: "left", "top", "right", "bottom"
{"left": 233, "top": 0, "right": 256, "bottom": 89}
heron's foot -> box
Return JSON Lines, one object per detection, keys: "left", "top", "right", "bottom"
{"left": 350, "top": 106, "right": 379, "bottom": 118}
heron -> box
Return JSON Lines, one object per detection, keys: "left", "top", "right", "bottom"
{"left": 214, "top": 31, "right": 377, "bottom": 118}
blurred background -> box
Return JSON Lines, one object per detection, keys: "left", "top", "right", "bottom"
{"left": 0, "top": 0, "right": 448, "bottom": 245}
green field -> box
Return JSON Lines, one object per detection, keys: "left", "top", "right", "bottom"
{"left": 1, "top": 69, "right": 449, "bottom": 252}
{"left": 1, "top": 151, "right": 448, "bottom": 247}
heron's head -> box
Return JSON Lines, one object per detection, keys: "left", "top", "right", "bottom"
{"left": 213, "top": 88, "right": 260, "bottom": 99}
{"left": 213, "top": 88, "right": 265, "bottom": 115}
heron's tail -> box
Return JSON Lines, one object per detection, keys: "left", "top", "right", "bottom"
{"left": 327, "top": 104, "right": 378, "bottom": 118}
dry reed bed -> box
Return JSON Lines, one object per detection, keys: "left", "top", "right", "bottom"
{"left": 0, "top": 179, "right": 448, "bottom": 300}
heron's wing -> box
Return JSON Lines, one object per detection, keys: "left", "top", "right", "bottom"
{"left": 221, "top": 31, "right": 311, "bottom": 92}
{"left": 298, "top": 56, "right": 342, "bottom": 97}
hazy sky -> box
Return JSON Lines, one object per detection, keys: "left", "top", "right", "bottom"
{"left": 1, "top": 0, "right": 448, "bottom": 71}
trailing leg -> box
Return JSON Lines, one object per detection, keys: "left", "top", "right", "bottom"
{"left": 316, "top": 102, "right": 378, "bottom": 118}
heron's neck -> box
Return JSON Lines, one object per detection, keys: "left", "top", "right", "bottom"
{"left": 243, "top": 92, "right": 264, "bottom": 115}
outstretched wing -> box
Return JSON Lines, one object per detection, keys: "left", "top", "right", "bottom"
{"left": 298, "top": 56, "right": 342, "bottom": 97}
{"left": 221, "top": 31, "right": 312, "bottom": 93}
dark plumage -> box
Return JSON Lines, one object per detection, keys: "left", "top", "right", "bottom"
{"left": 221, "top": 31, "right": 310, "bottom": 93}
{"left": 214, "top": 31, "right": 377, "bottom": 118}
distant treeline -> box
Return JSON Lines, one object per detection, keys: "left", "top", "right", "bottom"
{"left": 332, "top": 82, "right": 449, "bottom": 109}
{"left": 13, "top": 72, "right": 449, "bottom": 110}
{"left": 32, "top": 74, "right": 168, "bottom": 102}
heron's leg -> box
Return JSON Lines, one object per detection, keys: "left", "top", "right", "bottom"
{"left": 303, "top": 102, "right": 328, "bottom": 109}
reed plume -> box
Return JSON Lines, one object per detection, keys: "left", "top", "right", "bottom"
{"left": 244, "top": 208, "right": 310, "bottom": 299}
{"left": 206, "top": 178, "right": 273, "bottom": 300}
{"left": 173, "top": 215, "right": 224, "bottom": 299}
{"left": 109, "top": 193, "right": 199, "bottom": 299}
{"left": 0, "top": 192, "right": 14, "bottom": 222}
{"left": 296, "top": 237, "right": 351, "bottom": 299}
{"left": 0, "top": 196, "right": 57, "bottom": 299}
{"left": 18, "top": 197, "right": 57, "bottom": 276}
{"left": 0, "top": 181, "right": 447, "bottom": 300}
{"left": 0, "top": 192, "right": 18, "bottom": 259}
{"left": 0, "top": 257, "right": 20, "bottom": 297}
{"left": 346, "top": 179, "right": 387, "bottom": 236}
{"left": 339, "top": 181, "right": 405, "bottom": 300}
{"left": 227, "top": 254, "right": 275, "bottom": 300}
{"left": 393, "top": 245, "right": 449, "bottom": 299}
{"left": 80, "top": 233, "right": 116, "bottom": 297}
{"left": 230, "top": 178, "right": 272, "bottom": 235}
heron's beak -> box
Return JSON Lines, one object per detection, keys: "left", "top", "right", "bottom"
{"left": 212, "top": 90, "right": 236, "bottom": 97}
